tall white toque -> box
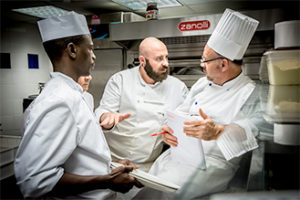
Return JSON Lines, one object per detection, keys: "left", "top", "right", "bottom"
{"left": 37, "top": 11, "right": 90, "bottom": 43}
{"left": 207, "top": 8, "right": 259, "bottom": 60}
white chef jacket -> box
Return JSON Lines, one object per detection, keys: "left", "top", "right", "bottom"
{"left": 134, "top": 73, "right": 258, "bottom": 199}
{"left": 83, "top": 91, "right": 94, "bottom": 111}
{"left": 95, "top": 66, "right": 188, "bottom": 165}
{"left": 177, "top": 72, "right": 258, "bottom": 160}
{"left": 14, "top": 72, "right": 113, "bottom": 199}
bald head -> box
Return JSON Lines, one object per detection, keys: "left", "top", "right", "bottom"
{"left": 139, "top": 37, "right": 167, "bottom": 58}
{"left": 138, "top": 37, "right": 169, "bottom": 84}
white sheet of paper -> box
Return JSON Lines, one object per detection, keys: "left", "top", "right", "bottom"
{"left": 167, "top": 110, "right": 206, "bottom": 169}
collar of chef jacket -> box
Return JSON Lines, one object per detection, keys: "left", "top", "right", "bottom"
{"left": 50, "top": 72, "right": 84, "bottom": 93}
{"left": 207, "top": 71, "right": 245, "bottom": 90}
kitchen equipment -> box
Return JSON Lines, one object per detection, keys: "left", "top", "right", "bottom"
{"left": 264, "top": 49, "right": 300, "bottom": 85}
{"left": 39, "top": 82, "right": 45, "bottom": 93}
{"left": 258, "top": 55, "right": 269, "bottom": 83}
{"left": 264, "top": 85, "right": 300, "bottom": 123}
{"left": 263, "top": 85, "right": 300, "bottom": 145}
{"left": 275, "top": 20, "right": 300, "bottom": 49}
{"left": 242, "top": 57, "right": 261, "bottom": 80}
{"left": 274, "top": 124, "right": 300, "bottom": 145}
{"left": 110, "top": 9, "right": 283, "bottom": 41}
{"left": 0, "top": 135, "right": 21, "bottom": 180}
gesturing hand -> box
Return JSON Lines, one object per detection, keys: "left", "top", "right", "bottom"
{"left": 183, "top": 108, "right": 225, "bottom": 141}
{"left": 100, "top": 112, "right": 131, "bottom": 130}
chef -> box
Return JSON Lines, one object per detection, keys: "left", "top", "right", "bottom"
{"left": 134, "top": 8, "right": 260, "bottom": 199}
{"left": 14, "top": 12, "right": 141, "bottom": 199}
{"left": 95, "top": 37, "right": 188, "bottom": 172}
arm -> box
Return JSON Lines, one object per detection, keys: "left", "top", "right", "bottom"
{"left": 15, "top": 100, "right": 78, "bottom": 198}
{"left": 49, "top": 165, "right": 142, "bottom": 197}
{"left": 183, "top": 108, "right": 226, "bottom": 141}
{"left": 94, "top": 74, "right": 130, "bottom": 129}
{"left": 183, "top": 108, "right": 257, "bottom": 160}
{"left": 15, "top": 99, "right": 138, "bottom": 198}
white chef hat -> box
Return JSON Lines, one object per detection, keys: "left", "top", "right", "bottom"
{"left": 207, "top": 8, "right": 259, "bottom": 60}
{"left": 38, "top": 11, "right": 90, "bottom": 43}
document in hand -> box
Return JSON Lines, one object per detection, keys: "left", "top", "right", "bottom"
{"left": 166, "top": 110, "right": 206, "bottom": 169}
{"left": 110, "top": 162, "right": 180, "bottom": 193}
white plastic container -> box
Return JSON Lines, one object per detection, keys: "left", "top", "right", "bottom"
{"left": 264, "top": 49, "right": 300, "bottom": 85}
{"left": 259, "top": 55, "right": 269, "bottom": 83}
{"left": 264, "top": 85, "right": 300, "bottom": 123}
{"left": 275, "top": 20, "right": 300, "bottom": 49}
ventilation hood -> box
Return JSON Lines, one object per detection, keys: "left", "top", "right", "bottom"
{"left": 109, "top": 9, "right": 284, "bottom": 41}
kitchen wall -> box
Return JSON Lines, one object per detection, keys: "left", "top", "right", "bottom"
{"left": 0, "top": 22, "right": 52, "bottom": 136}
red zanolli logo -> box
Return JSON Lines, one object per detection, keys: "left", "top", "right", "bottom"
{"left": 178, "top": 20, "right": 210, "bottom": 31}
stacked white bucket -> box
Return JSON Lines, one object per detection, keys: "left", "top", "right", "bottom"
{"left": 263, "top": 20, "right": 300, "bottom": 145}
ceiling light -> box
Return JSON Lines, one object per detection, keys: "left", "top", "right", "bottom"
{"left": 12, "top": 6, "right": 70, "bottom": 19}
{"left": 112, "top": 0, "right": 182, "bottom": 10}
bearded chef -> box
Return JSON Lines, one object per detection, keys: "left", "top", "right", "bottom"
{"left": 134, "top": 8, "right": 260, "bottom": 199}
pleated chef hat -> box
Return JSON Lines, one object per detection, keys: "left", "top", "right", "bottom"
{"left": 207, "top": 8, "right": 259, "bottom": 60}
{"left": 38, "top": 12, "right": 90, "bottom": 42}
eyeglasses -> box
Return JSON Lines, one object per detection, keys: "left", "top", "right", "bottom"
{"left": 200, "top": 57, "right": 225, "bottom": 64}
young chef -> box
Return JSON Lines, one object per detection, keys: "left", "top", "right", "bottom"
{"left": 95, "top": 37, "right": 188, "bottom": 172}
{"left": 134, "top": 8, "right": 260, "bottom": 199}
{"left": 14, "top": 12, "right": 142, "bottom": 199}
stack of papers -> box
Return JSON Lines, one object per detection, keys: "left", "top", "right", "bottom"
{"left": 167, "top": 110, "right": 206, "bottom": 169}
{"left": 110, "top": 162, "right": 179, "bottom": 193}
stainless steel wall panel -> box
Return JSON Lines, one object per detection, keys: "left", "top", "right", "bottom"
{"left": 110, "top": 9, "right": 283, "bottom": 41}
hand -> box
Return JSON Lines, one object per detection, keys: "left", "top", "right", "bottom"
{"left": 109, "top": 165, "right": 143, "bottom": 193}
{"left": 100, "top": 112, "right": 131, "bottom": 130}
{"left": 116, "top": 159, "right": 139, "bottom": 170}
{"left": 183, "top": 108, "right": 225, "bottom": 141}
{"left": 162, "top": 126, "right": 178, "bottom": 147}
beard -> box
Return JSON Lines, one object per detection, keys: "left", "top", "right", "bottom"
{"left": 144, "top": 58, "right": 169, "bottom": 82}
{"left": 205, "top": 62, "right": 221, "bottom": 82}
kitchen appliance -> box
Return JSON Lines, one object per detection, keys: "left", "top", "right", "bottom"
{"left": 108, "top": 9, "right": 280, "bottom": 89}
{"left": 109, "top": 9, "right": 283, "bottom": 41}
